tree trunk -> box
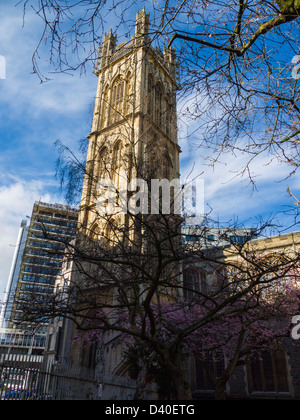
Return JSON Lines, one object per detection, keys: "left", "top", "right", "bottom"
{"left": 134, "top": 359, "right": 148, "bottom": 400}
{"left": 213, "top": 330, "right": 246, "bottom": 400}
{"left": 214, "top": 379, "right": 228, "bottom": 400}
{"left": 172, "top": 371, "right": 192, "bottom": 400}
{"left": 165, "top": 354, "right": 192, "bottom": 400}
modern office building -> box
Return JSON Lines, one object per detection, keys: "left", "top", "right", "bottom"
{"left": 181, "top": 225, "right": 256, "bottom": 249}
{"left": 4, "top": 201, "right": 78, "bottom": 334}
{"left": 0, "top": 220, "right": 29, "bottom": 328}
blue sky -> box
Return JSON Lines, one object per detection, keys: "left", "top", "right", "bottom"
{"left": 0, "top": 2, "right": 300, "bottom": 300}
{"left": 0, "top": 2, "right": 96, "bottom": 299}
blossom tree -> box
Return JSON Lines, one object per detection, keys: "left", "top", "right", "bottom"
{"left": 68, "top": 262, "right": 300, "bottom": 400}
{"left": 19, "top": 210, "right": 300, "bottom": 400}
{"left": 122, "top": 264, "right": 300, "bottom": 400}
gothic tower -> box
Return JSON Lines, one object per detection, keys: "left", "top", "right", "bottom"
{"left": 79, "top": 8, "right": 181, "bottom": 238}
{"left": 48, "top": 10, "right": 182, "bottom": 397}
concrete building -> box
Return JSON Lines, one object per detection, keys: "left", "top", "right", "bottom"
{"left": 0, "top": 220, "right": 29, "bottom": 328}
{"left": 0, "top": 327, "right": 46, "bottom": 362}
{"left": 3, "top": 201, "right": 78, "bottom": 336}
{"left": 181, "top": 225, "right": 256, "bottom": 248}
{"left": 0, "top": 202, "right": 77, "bottom": 366}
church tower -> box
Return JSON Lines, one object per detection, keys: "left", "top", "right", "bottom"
{"left": 48, "top": 10, "right": 182, "bottom": 397}
{"left": 79, "top": 8, "right": 181, "bottom": 239}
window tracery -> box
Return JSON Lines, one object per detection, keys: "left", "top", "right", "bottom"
{"left": 110, "top": 76, "right": 125, "bottom": 124}
{"left": 183, "top": 268, "right": 207, "bottom": 302}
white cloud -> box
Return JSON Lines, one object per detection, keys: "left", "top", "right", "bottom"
{"left": 0, "top": 4, "right": 97, "bottom": 119}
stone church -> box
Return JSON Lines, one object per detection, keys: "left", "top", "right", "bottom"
{"left": 44, "top": 9, "right": 300, "bottom": 400}
{"left": 45, "top": 8, "right": 182, "bottom": 400}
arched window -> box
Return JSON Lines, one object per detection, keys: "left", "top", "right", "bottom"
{"left": 183, "top": 268, "right": 207, "bottom": 301}
{"left": 100, "top": 85, "right": 109, "bottom": 129}
{"left": 90, "top": 223, "right": 101, "bottom": 241}
{"left": 162, "top": 148, "right": 173, "bottom": 180}
{"left": 194, "top": 351, "right": 225, "bottom": 392}
{"left": 146, "top": 136, "right": 159, "bottom": 179}
{"left": 79, "top": 310, "right": 99, "bottom": 369}
{"left": 111, "top": 141, "right": 123, "bottom": 192}
{"left": 104, "top": 219, "right": 120, "bottom": 247}
{"left": 155, "top": 83, "right": 163, "bottom": 126}
{"left": 215, "top": 266, "right": 229, "bottom": 292}
{"left": 258, "top": 254, "right": 289, "bottom": 299}
{"left": 247, "top": 342, "right": 289, "bottom": 393}
{"left": 110, "top": 76, "right": 125, "bottom": 124}
{"left": 166, "top": 93, "right": 172, "bottom": 137}
{"left": 215, "top": 263, "right": 247, "bottom": 295}
{"left": 97, "top": 147, "right": 109, "bottom": 180}
{"left": 148, "top": 74, "right": 154, "bottom": 118}
{"left": 125, "top": 72, "right": 132, "bottom": 115}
